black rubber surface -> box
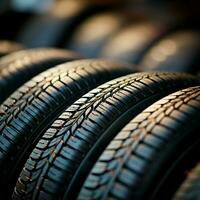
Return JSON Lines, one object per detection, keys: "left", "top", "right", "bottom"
{"left": 0, "top": 48, "right": 79, "bottom": 103}
{"left": 140, "top": 30, "right": 200, "bottom": 73}
{"left": 17, "top": 0, "right": 106, "bottom": 48}
{"left": 13, "top": 72, "right": 200, "bottom": 199}
{"left": 78, "top": 86, "right": 200, "bottom": 200}
{"left": 0, "top": 40, "right": 24, "bottom": 57}
{"left": 0, "top": 59, "right": 133, "bottom": 198}
{"left": 173, "top": 163, "right": 200, "bottom": 200}
{"left": 100, "top": 22, "right": 167, "bottom": 64}
{"left": 67, "top": 12, "right": 125, "bottom": 58}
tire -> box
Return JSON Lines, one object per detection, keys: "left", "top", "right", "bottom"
{"left": 17, "top": 0, "right": 105, "bottom": 48}
{"left": 140, "top": 30, "right": 200, "bottom": 73}
{"left": 0, "top": 40, "right": 24, "bottom": 57}
{"left": 173, "top": 163, "right": 200, "bottom": 200}
{"left": 14, "top": 72, "right": 200, "bottom": 199}
{"left": 0, "top": 48, "right": 79, "bottom": 103}
{"left": 0, "top": 59, "right": 133, "bottom": 198}
{"left": 100, "top": 22, "right": 167, "bottom": 64}
{"left": 78, "top": 86, "right": 200, "bottom": 200}
{"left": 67, "top": 12, "right": 125, "bottom": 58}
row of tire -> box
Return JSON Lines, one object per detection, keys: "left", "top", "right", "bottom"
{"left": 0, "top": 1, "right": 200, "bottom": 199}
{"left": 0, "top": 46, "right": 199, "bottom": 200}
{"left": 0, "top": 0, "right": 200, "bottom": 73}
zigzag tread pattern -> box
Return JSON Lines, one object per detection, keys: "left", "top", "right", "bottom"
{"left": 13, "top": 72, "right": 200, "bottom": 199}
{"left": 78, "top": 86, "right": 200, "bottom": 200}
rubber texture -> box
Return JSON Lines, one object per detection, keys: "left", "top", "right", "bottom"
{"left": 0, "top": 48, "right": 79, "bottom": 103}
{"left": 0, "top": 59, "right": 133, "bottom": 198}
{"left": 13, "top": 72, "right": 200, "bottom": 199}
{"left": 78, "top": 86, "right": 200, "bottom": 200}
{"left": 0, "top": 40, "right": 24, "bottom": 57}
{"left": 173, "top": 163, "right": 200, "bottom": 200}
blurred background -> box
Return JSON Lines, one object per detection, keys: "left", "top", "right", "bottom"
{"left": 0, "top": 0, "right": 199, "bottom": 72}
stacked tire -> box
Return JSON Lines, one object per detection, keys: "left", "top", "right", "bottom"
{"left": 0, "top": 51, "right": 200, "bottom": 199}
{"left": 0, "top": 1, "right": 200, "bottom": 200}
